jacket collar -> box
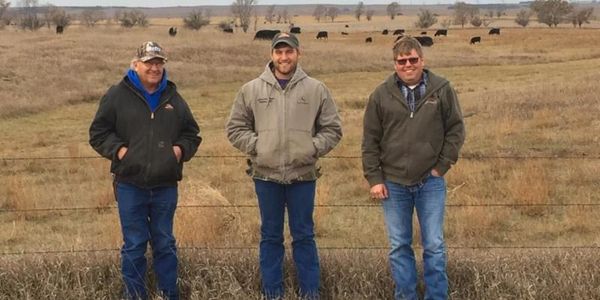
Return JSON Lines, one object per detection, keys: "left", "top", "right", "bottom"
{"left": 384, "top": 69, "right": 447, "bottom": 100}
{"left": 259, "top": 62, "right": 308, "bottom": 90}
{"left": 122, "top": 74, "right": 176, "bottom": 103}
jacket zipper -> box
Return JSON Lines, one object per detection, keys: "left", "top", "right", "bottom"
{"left": 281, "top": 86, "right": 288, "bottom": 182}
{"left": 127, "top": 83, "right": 174, "bottom": 185}
{"left": 145, "top": 95, "right": 174, "bottom": 184}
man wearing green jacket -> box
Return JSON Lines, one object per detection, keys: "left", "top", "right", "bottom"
{"left": 362, "top": 36, "right": 465, "bottom": 300}
{"left": 226, "top": 32, "right": 342, "bottom": 299}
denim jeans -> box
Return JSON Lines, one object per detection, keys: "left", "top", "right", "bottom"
{"left": 254, "top": 179, "right": 320, "bottom": 300}
{"left": 382, "top": 176, "right": 448, "bottom": 300}
{"left": 116, "top": 182, "right": 179, "bottom": 300}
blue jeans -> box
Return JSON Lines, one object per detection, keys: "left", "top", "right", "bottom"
{"left": 382, "top": 176, "right": 448, "bottom": 300}
{"left": 116, "top": 182, "right": 179, "bottom": 300}
{"left": 254, "top": 179, "right": 320, "bottom": 299}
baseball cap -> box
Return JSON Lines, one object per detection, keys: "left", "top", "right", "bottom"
{"left": 136, "top": 41, "right": 167, "bottom": 62}
{"left": 271, "top": 32, "right": 299, "bottom": 49}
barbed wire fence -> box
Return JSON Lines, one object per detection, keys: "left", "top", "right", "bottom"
{"left": 1, "top": 153, "right": 599, "bottom": 256}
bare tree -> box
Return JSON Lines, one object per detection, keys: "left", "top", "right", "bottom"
{"left": 415, "top": 9, "right": 437, "bottom": 29}
{"left": 313, "top": 5, "right": 326, "bottom": 22}
{"left": 326, "top": 6, "right": 339, "bottom": 22}
{"left": 47, "top": 5, "right": 71, "bottom": 28}
{"left": 0, "top": 0, "right": 11, "bottom": 27}
{"left": 80, "top": 8, "right": 104, "bottom": 27}
{"left": 387, "top": 2, "right": 400, "bottom": 20}
{"left": 355, "top": 1, "right": 364, "bottom": 21}
{"left": 515, "top": 9, "right": 531, "bottom": 27}
{"left": 568, "top": 7, "right": 594, "bottom": 28}
{"left": 439, "top": 17, "right": 452, "bottom": 28}
{"left": 18, "top": 0, "right": 43, "bottom": 30}
{"left": 231, "top": 0, "right": 255, "bottom": 33}
{"left": 116, "top": 9, "right": 148, "bottom": 28}
{"left": 265, "top": 4, "right": 275, "bottom": 24}
{"left": 366, "top": 9, "right": 375, "bottom": 21}
{"left": 470, "top": 15, "right": 482, "bottom": 27}
{"left": 530, "top": 0, "right": 572, "bottom": 27}
{"left": 453, "top": 2, "right": 478, "bottom": 28}
{"left": 496, "top": 9, "right": 505, "bottom": 18}
{"left": 280, "top": 7, "right": 290, "bottom": 24}
{"left": 183, "top": 9, "right": 209, "bottom": 30}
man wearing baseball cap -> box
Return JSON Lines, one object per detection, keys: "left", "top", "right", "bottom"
{"left": 90, "top": 41, "right": 201, "bottom": 300}
{"left": 227, "top": 32, "right": 342, "bottom": 299}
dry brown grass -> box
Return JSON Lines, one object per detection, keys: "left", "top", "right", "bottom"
{"left": 1, "top": 13, "right": 600, "bottom": 297}
{"left": 1, "top": 249, "right": 599, "bottom": 299}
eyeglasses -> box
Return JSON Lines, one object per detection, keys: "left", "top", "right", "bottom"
{"left": 143, "top": 60, "right": 165, "bottom": 68}
{"left": 395, "top": 57, "right": 420, "bottom": 66}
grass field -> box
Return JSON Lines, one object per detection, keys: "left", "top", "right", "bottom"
{"left": 1, "top": 12, "right": 600, "bottom": 299}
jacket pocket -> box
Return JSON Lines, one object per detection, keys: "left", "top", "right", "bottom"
{"left": 113, "top": 148, "right": 142, "bottom": 177}
{"left": 407, "top": 142, "right": 437, "bottom": 180}
{"left": 151, "top": 144, "right": 181, "bottom": 182}
{"left": 288, "top": 129, "right": 317, "bottom": 167}
{"left": 254, "top": 129, "right": 280, "bottom": 169}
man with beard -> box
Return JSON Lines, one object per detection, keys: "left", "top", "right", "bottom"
{"left": 226, "top": 32, "right": 342, "bottom": 299}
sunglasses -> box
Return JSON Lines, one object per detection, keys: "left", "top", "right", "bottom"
{"left": 395, "top": 57, "right": 420, "bottom": 66}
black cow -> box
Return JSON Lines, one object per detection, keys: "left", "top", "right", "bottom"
{"left": 393, "top": 29, "right": 405, "bottom": 35}
{"left": 470, "top": 36, "right": 481, "bottom": 44}
{"left": 345, "top": 24, "right": 349, "bottom": 28}
{"left": 56, "top": 25, "right": 63, "bottom": 34}
{"left": 169, "top": 27, "right": 177, "bottom": 37}
{"left": 421, "top": 31, "right": 427, "bottom": 35}
{"left": 290, "top": 26, "right": 301, "bottom": 34}
{"left": 316, "top": 31, "right": 328, "bottom": 39}
{"left": 341, "top": 32, "right": 349, "bottom": 35}
{"left": 254, "top": 29, "right": 281, "bottom": 40}
{"left": 382, "top": 29, "right": 389, "bottom": 35}
{"left": 489, "top": 28, "right": 500, "bottom": 35}
{"left": 415, "top": 36, "right": 434, "bottom": 47}
{"left": 365, "top": 37, "right": 373, "bottom": 43}
{"left": 434, "top": 29, "right": 447, "bottom": 36}
{"left": 223, "top": 28, "right": 233, "bottom": 33}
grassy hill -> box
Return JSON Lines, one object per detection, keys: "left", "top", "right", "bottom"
{"left": 0, "top": 13, "right": 599, "bottom": 298}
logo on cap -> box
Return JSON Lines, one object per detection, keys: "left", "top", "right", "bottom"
{"left": 137, "top": 41, "right": 167, "bottom": 62}
{"left": 271, "top": 32, "right": 299, "bottom": 49}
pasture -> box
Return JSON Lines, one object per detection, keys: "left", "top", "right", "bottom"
{"left": 1, "top": 12, "right": 600, "bottom": 298}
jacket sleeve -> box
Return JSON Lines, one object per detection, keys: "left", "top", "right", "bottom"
{"left": 361, "top": 92, "right": 385, "bottom": 187}
{"left": 313, "top": 84, "right": 343, "bottom": 157}
{"left": 89, "top": 90, "right": 126, "bottom": 161}
{"left": 174, "top": 98, "right": 201, "bottom": 162}
{"left": 434, "top": 84, "right": 465, "bottom": 175}
{"left": 226, "top": 89, "right": 258, "bottom": 155}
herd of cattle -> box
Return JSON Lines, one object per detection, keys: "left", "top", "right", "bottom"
{"left": 250, "top": 26, "right": 502, "bottom": 47}
{"left": 53, "top": 23, "right": 502, "bottom": 47}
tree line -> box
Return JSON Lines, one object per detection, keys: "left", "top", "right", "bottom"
{"left": 0, "top": 0, "right": 595, "bottom": 32}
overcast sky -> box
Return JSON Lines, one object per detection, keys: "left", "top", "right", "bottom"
{"left": 34, "top": 0, "right": 521, "bottom": 7}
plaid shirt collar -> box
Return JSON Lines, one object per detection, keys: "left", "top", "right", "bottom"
{"left": 394, "top": 71, "right": 428, "bottom": 99}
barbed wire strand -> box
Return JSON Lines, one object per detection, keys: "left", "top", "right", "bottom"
{"left": 2, "top": 245, "right": 600, "bottom": 257}
{"left": 1, "top": 154, "right": 600, "bottom": 161}
{"left": 1, "top": 154, "right": 599, "bottom": 256}
{"left": 2, "top": 202, "right": 600, "bottom": 213}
